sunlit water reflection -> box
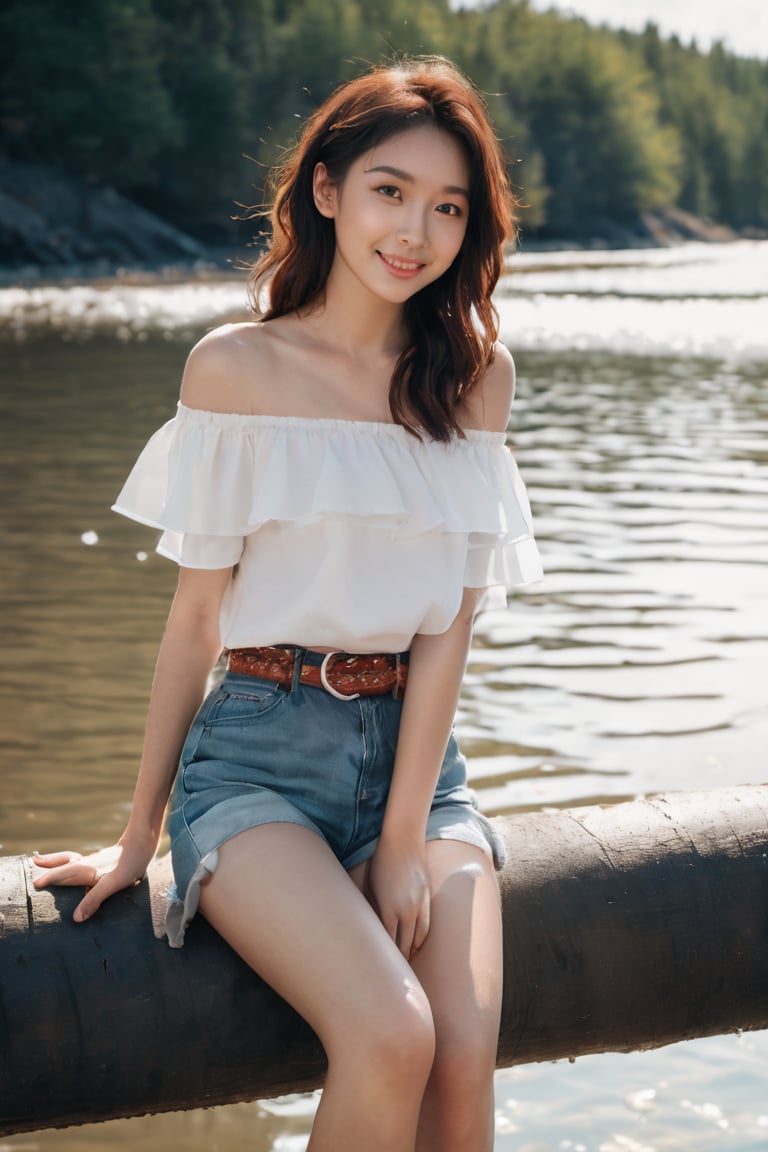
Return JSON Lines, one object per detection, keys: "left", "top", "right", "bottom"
{"left": 1, "top": 243, "right": 767, "bottom": 1149}
{"left": 3, "top": 241, "right": 767, "bottom": 358}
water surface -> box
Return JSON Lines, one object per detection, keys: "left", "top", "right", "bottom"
{"left": 1, "top": 242, "right": 767, "bottom": 1149}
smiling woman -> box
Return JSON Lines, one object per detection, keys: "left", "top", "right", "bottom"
{"left": 313, "top": 126, "right": 469, "bottom": 292}
{"left": 30, "top": 56, "right": 542, "bottom": 1152}
{"left": 252, "top": 57, "right": 517, "bottom": 441}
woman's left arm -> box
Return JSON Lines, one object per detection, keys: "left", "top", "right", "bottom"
{"left": 366, "top": 585, "right": 486, "bottom": 960}
{"left": 367, "top": 341, "right": 515, "bottom": 958}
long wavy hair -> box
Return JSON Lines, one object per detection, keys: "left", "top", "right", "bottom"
{"left": 248, "top": 56, "right": 516, "bottom": 440}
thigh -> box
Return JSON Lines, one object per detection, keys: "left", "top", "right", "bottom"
{"left": 349, "top": 840, "right": 503, "bottom": 1045}
{"left": 198, "top": 822, "right": 429, "bottom": 1056}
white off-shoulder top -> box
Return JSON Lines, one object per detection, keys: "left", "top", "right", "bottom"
{"left": 113, "top": 404, "right": 542, "bottom": 652}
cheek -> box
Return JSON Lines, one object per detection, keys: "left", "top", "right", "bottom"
{"left": 439, "top": 222, "right": 467, "bottom": 264}
{"left": 336, "top": 191, "right": 389, "bottom": 239}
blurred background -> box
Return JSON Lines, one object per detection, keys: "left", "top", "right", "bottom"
{"left": 1, "top": 2, "right": 768, "bottom": 1150}
{"left": 1, "top": 0, "right": 768, "bottom": 275}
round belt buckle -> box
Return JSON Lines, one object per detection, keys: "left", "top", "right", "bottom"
{"left": 319, "top": 652, "right": 361, "bottom": 701}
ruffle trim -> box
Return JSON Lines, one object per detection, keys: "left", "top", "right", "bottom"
{"left": 113, "top": 404, "right": 538, "bottom": 548}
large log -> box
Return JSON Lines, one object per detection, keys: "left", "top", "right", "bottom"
{"left": 2, "top": 785, "right": 768, "bottom": 1135}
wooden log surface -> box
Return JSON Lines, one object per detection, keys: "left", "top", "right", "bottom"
{"left": 2, "top": 785, "right": 768, "bottom": 1135}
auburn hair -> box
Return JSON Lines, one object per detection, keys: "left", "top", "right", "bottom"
{"left": 248, "top": 56, "right": 516, "bottom": 440}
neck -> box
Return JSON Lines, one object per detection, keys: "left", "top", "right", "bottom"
{"left": 303, "top": 262, "right": 407, "bottom": 358}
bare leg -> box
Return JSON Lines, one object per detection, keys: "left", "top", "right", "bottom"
{"left": 412, "top": 841, "right": 503, "bottom": 1152}
{"left": 198, "top": 823, "right": 435, "bottom": 1152}
{"left": 353, "top": 841, "right": 503, "bottom": 1152}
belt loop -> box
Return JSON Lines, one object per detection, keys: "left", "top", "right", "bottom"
{"left": 291, "top": 647, "right": 304, "bottom": 693}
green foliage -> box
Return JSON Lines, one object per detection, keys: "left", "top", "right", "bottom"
{"left": 0, "top": 0, "right": 180, "bottom": 185}
{"left": 471, "top": 14, "right": 681, "bottom": 236}
{"left": 628, "top": 28, "right": 768, "bottom": 229}
{"left": 1, "top": 0, "right": 766, "bottom": 240}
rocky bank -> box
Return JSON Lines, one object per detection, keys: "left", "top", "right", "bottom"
{"left": 1, "top": 159, "right": 762, "bottom": 286}
{"left": 0, "top": 159, "right": 222, "bottom": 285}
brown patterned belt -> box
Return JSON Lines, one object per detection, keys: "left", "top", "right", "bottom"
{"left": 226, "top": 646, "right": 408, "bottom": 700}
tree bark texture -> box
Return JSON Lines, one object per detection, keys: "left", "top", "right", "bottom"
{"left": 2, "top": 785, "right": 767, "bottom": 1135}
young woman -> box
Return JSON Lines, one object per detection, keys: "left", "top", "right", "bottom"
{"left": 32, "top": 56, "right": 541, "bottom": 1152}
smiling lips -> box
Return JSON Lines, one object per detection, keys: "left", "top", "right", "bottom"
{"left": 377, "top": 251, "right": 426, "bottom": 278}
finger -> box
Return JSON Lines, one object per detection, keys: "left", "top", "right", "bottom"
{"left": 73, "top": 867, "right": 142, "bottom": 923}
{"left": 74, "top": 898, "right": 96, "bottom": 922}
{"left": 378, "top": 905, "right": 398, "bottom": 944}
{"left": 73, "top": 873, "right": 110, "bottom": 923}
{"left": 32, "top": 862, "right": 98, "bottom": 889}
{"left": 32, "top": 867, "right": 77, "bottom": 888}
{"left": 398, "top": 915, "right": 417, "bottom": 962}
{"left": 412, "top": 894, "right": 431, "bottom": 956}
{"left": 32, "top": 851, "right": 82, "bottom": 870}
{"left": 31, "top": 866, "right": 90, "bottom": 889}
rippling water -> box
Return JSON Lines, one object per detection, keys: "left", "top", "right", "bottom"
{"left": 1, "top": 242, "right": 767, "bottom": 1150}
{"left": 3, "top": 240, "right": 767, "bottom": 358}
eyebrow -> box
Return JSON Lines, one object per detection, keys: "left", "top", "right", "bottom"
{"left": 365, "top": 164, "right": 470, "bottom": 199}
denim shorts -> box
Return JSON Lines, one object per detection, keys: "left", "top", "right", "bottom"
{"left": 164, "top": 650, "right": 505, "bottom": 947}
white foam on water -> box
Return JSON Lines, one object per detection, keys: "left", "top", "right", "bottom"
{"left": 497, "top": 292, "right": 768, "bottom": 360}
{"left": 2, "top": 241, "right": 767, "bottom": 362}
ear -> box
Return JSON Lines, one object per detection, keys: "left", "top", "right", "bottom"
{"left": 313, "top": 162, "right": 338, "bottom": 218}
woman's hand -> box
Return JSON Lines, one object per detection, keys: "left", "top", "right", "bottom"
{"left": 31, "top": 829, "right": 157, "bottom": 923}
{"left": 366, "top": 836, "right": 431, "bottom": 962}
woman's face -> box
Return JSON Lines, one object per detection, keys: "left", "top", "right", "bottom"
{"left": 313, "top": 123, "right": 471, "bottom": 307}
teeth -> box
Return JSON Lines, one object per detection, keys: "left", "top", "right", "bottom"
{"left": 382, "top": 255, "right": 421, "bottom": 271}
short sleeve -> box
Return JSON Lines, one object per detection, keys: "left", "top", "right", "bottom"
{"left": 155, "top": 528, "right": 245, "bottom": 569}
{"left": 461, "top": 440, "right": 542, "bottom": 602}
{"left": 112, "top": 406, "right": 248, "bottom": 569}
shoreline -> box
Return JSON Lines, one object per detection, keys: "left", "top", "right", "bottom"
{"left": 0, "top": 249, "right": 247, "bottom": 290}
{"left": 1, "top": 176, "right": 764, "bottom": 292}
{"left": 1, "top": 231, "right": 761, "bottom": 292}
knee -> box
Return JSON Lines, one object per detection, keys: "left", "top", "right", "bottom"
{"left": 333, "top": 981, "right": 436, "bottom": 1085}
{"left": 369, "top": 985, "right": 436, "bottom": 1084}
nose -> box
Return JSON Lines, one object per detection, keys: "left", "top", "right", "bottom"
{"left": 396, "top": 206, "right": 428, "bottom": 249}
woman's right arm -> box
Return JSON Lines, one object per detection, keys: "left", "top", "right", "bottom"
{"left": 34, "top": 327, "right": 257, "bottom": 919}
{"left": 32, "top": 564, "right": 232, "bottom": 922}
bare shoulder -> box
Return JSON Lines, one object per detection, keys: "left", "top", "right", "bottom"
{"left": 462, "top": 340, "right": 516, "bottom": 433}
{"left": 180, "top": 322, "right": 276, "bottom": 413}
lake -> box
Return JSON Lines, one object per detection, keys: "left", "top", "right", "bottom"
{"left": 1, "top": 241, "right": 767, "bottom": 1150}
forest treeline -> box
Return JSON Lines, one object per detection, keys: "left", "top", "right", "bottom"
{"left": 1, "top": 0, "right": 767, "bottom": 245}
